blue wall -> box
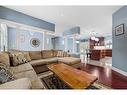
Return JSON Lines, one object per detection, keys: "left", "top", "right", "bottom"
{"left": 63, "top": 26, "right": 80, "bottom": 36}
{"left": 8, "top": 27, "right": 17, "bottom": 49}
{"left": 53, "top": 37, "right": 65, "bottom": 51}
{"left": 67, "top": 37, "right": 73, "bottom": 52}
{"left": 112, "top": 6, "right": 127, "bottom": 72}
{"left": 44, "top": 34, "right": 54, "bottom": 50}
{"left": 0, "top": 6, "right": 55, "bottom": 31}
{"left": 8, "top": 27, "right": 43, "bottom": 51}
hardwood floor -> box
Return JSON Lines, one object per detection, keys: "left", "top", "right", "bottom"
{"left": 80, "top": 64, "right": 127, "bottom": 89}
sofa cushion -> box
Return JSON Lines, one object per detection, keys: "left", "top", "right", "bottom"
{"left": 10, "top": 63, "right": 33, "bottom": 74}
{"left": 9, "top": 51, "right": 31, "bottom": 63}
{"left": 0, "top": 65, "right": 15, "bottom": 84}
{"left": 30, "top": 59, "right": 48, "bottom": 67}
{"left": 10, "top": 52, "right": 27, "bottom": 66}
{"left": 22, "top": 52, "right": 31, "bottom": 62}
{"left": 14, "top": 70, "right": 44, "bottom": 89}
{"left": 0, "top": 78, "right": 32, "bottom": 89}
{"left": 46, "top": 57, "right": 58, "bottom": 64}
{"left": 0, "top": 52, "right": 10, "bottom": 66}
{"left": 42, "top": 50, "right": 54, "bottom": 59}
{"left": 58, "top": 57, "right": 81, "bottom": 65}
{"left": 52, "top": 49, "right": 58, "bottom": 57}
{"left": 30, "top": 58, "right": 58, "bottom": 67}
{"left": 31, "top": 78, "right": 45, "bottom": 89}
{"left": 29, "top": 51, "right": 42, "bottom": 60}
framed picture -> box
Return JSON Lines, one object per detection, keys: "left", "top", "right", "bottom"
{"left": 115, "top": 24, "right": 124, "bottom": 36}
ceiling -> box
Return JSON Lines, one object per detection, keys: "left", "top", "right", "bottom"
{"left": 5, "top": 6, "right": 121, "bottom": 39}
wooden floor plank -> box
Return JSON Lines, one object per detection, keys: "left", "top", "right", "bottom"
{"left": 80, "top": 64, "right": 127, "bottom": 89}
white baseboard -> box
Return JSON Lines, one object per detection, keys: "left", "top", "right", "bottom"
{"left": 111, "top": 66, "right": 127, "bottom": 77}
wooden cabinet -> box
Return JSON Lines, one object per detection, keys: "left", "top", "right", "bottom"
{"left": 105, "top": 49, "right": 112, "bottom": 57}
{"left": 91, "top": 49, "right": 112, "bottom": 60}
{"left": 91, "top": 50, "right": 105, "bottom": 60}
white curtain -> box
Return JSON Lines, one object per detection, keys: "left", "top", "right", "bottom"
{"left": 0, "top": 24, "right": 8, "bottom": 52}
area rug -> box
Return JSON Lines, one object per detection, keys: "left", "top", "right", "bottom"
{"left": 41, "top": 74, "right": 111, "bottom": 89}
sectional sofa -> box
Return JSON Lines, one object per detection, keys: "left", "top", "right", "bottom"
{"left": 0, "top": 49, "right": 81, "bottom": 89}
{"left": 28, "top": 50, "right": 81, "bottom": 73}
{"left": 0, "top": 52, "right": 44, "bottom": 89}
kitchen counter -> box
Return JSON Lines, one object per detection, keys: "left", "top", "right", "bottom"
{"left": 91, "top": 49, "right": 112, "bottom": 60}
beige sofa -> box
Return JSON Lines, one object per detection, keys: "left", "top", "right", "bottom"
{"left": 0, "top": 52, "right": 44, "bottom": 89}
{"left": 0, "top": 49, "right": 81, "bottom": 89}
{"left": 28, "top": 50, "right": 81, "bottom": 73}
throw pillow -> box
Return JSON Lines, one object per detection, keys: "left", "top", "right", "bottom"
{"left": 10, "top": 52, "right": 27, "bottom": 66}
{"left": 0, "top": 63, "right": 10, "bottom": 71}
{"left": 57, "top": 51, "right": 64, "bottom": 57}
{"left": 0, "top": 65, "right": 15, "bottom": 84}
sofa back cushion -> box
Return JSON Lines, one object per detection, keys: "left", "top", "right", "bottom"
{"left": 29, "top": 51, "right": 42, "bottom": 60}
{"left": 42, "top": 50, "right": 54, "bottom": 59}
{"left": 52, "top": 49, "right": 58, "bottom": 57}
{"left": 22, "top": 52, "right": 31, "bottom": 62}
{"left": 0, "top": 52, "right": 10, "bottom": 66}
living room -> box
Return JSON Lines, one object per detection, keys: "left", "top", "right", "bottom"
{"left": 0, "top": 4, "right": 127, "bottom": 93}
{"left": 0, "top": 6, "right": 115, "bottom": 66}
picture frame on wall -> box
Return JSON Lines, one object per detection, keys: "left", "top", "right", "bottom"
{"left": 115, "top": 24, "right": 124, "bottom": 36}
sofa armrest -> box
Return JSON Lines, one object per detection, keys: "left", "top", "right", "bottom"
{"left": 0, "top": 78, "right": 32, "bottom": 89}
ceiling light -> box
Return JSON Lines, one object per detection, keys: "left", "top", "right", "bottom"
{"left": 91, "top": 36, "right": 99, "bottom": 42}
{"left": 95, "top": 38, "right": 99, "bottom": 42}
{"left": 91, "top": 36, "right": 96, "bottom": 40}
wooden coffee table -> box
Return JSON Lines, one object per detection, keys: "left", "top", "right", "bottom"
{"left": 48, "top": 63, "right": 97, "bottom": 89}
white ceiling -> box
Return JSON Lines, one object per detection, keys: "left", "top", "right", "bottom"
{"left": 5, "top": 6, "right": 121, "bottom": 39}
